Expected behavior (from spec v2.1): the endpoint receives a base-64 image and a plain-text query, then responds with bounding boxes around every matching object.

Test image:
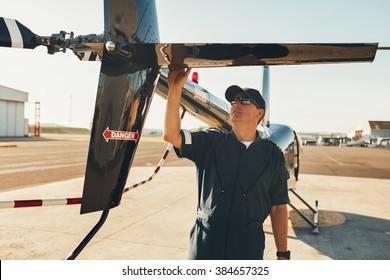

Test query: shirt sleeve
[268,149,290,206]
[174,129,209,167]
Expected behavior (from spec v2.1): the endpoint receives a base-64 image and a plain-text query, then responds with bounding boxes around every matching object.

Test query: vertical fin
[80,0,160,214]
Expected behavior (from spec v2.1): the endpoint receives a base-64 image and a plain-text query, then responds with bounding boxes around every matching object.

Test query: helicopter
[0,0,386,259]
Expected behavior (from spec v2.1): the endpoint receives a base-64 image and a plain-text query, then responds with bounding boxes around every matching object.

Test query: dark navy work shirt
[175,129,290,260]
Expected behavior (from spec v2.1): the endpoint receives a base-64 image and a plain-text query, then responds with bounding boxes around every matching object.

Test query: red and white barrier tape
[0,144,172,209]
[123,144,172,193]
[0,109,186,209]
[122,107,186,195]
[0,198,81,209]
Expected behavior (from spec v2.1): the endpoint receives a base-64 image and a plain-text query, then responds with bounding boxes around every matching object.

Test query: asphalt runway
[1,134,389,192]
[300,145,390,179]
[0,134,192,192]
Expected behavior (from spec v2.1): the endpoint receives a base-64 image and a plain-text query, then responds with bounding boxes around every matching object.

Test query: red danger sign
[103,127,139,142]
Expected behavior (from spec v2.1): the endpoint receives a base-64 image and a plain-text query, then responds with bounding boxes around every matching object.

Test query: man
[164,67,290,260]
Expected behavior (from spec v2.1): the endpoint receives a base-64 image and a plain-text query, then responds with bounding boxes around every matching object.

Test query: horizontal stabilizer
[0,17,39,49]
[151,43,378,68]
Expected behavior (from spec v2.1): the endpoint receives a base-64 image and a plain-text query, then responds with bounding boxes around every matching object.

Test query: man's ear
[256,108,264,124]
[258,108,265,119]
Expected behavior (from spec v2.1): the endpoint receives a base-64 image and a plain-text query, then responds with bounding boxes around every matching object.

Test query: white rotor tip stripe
[4,18,24,48]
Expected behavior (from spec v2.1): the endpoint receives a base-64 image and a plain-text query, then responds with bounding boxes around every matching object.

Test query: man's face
[230,94,264,125]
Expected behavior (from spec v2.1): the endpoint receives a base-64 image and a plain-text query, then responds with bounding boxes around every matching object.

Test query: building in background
[343,121,390,147]
[299,120,390,147]
[369,121,390,138]
[0,85,29,137]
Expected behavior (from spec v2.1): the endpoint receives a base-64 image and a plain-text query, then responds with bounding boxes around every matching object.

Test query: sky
[0,0,389,133]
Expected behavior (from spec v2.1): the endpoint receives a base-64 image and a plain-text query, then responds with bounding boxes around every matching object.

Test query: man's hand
[168,66,192,92]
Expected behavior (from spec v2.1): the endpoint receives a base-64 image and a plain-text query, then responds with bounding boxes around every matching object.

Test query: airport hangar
[369,121,390,138]
[0,85,29,137]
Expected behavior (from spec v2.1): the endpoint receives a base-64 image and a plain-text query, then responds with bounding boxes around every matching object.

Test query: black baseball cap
[225,85,266,110]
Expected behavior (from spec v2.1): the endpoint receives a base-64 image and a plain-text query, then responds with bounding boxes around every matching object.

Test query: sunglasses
[230,97,259,108]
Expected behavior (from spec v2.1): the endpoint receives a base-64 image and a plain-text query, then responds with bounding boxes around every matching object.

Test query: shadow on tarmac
[290,209,390,260]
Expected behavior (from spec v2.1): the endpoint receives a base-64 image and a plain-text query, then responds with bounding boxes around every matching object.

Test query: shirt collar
[229,130,262,145]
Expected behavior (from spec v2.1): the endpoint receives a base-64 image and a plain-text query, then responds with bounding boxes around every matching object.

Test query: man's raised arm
[163,67,191,150]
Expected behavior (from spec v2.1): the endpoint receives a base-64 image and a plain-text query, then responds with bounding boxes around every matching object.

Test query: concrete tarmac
[1,166,389,260]
[1,134,390,260]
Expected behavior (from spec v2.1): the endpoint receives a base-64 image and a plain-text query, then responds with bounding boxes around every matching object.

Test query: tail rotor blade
[0,17,40,49]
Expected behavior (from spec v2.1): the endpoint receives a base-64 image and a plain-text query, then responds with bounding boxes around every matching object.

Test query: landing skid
[288,189,319,234]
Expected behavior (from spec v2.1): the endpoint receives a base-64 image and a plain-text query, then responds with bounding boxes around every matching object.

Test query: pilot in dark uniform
[164,67,290,260]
